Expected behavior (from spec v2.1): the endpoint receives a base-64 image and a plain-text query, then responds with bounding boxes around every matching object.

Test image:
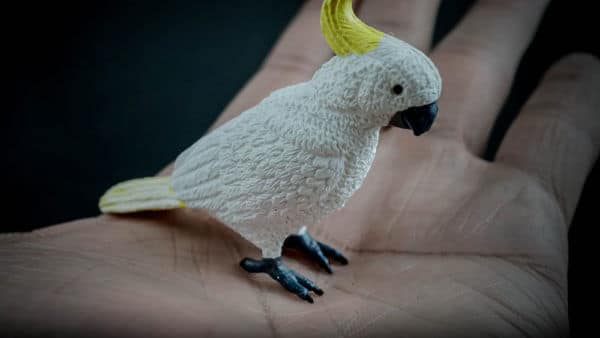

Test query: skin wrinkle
[17,259,93,312]
[170,228,178,272]
[452,278,538,336]
[462,256,562,334]
[505,188,563,264]
[203,226,212,283]
[349,307,394,338]
[126,226,155,252]
[322,300,345,338]
[189,242,207,292]
[432,156,485,239]
[495,162,566,220]
[531,265,568,334]
[119,235,178,259]
[516,260,567,319]
[526,261,567,302]
[515,281,563,335]
[486,276,557,336]
[469,183,526,235]
[51,263,98,296]
[8,248,159,307]
[335,312,355,338]
[387,144,442,244]
[550,121,568,223]
[332,283,450,329]
[272,302,334,328]
[499,115,597,222]
[261,295,280,338]
[437,276,502,308]
[487,305,532,338]
[329,283,397,337]
[13,242,219,298]
[455,195,476,234]
[341,304,384,338]
[189,241,201,273]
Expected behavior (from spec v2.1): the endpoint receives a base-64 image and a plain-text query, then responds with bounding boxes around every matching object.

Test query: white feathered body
[99,36,441,259]
[171,82,378,258]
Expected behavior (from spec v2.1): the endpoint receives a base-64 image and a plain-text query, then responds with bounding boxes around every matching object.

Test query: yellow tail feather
[99,176,186,214]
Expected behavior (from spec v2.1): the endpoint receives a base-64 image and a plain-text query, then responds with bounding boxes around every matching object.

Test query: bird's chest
[330,133,379,208]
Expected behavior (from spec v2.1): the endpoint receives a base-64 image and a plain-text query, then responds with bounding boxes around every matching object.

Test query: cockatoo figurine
[99,0,442,303]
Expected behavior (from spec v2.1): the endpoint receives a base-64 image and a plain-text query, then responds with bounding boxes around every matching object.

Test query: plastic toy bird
[99,0,442,303]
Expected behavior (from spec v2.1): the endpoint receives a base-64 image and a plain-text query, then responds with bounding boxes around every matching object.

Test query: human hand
[2,0,598,336]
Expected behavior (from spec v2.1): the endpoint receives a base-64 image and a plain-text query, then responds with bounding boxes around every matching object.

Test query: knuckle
[542,53,600,108]
[551,53,600,82]
[436,35,504,82]
[441,33,496,60]
[436,32,502,76]
[520,53,600,150]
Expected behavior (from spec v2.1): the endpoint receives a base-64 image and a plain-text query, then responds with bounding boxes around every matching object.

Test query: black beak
[389,102,438,136]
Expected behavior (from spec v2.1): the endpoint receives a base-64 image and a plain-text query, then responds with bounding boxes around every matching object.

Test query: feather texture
[99,34,441,259]
[171,82,378,258]
[99,177,185,213]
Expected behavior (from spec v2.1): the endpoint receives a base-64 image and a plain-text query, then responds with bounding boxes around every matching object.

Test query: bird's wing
[312,153,346,211]
[171,114,244,209]
[171,108,285,212]
[172,114,346,225]
[215,147,345,227]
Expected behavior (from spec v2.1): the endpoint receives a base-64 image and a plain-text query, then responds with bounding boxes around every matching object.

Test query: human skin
[1,0,599,336]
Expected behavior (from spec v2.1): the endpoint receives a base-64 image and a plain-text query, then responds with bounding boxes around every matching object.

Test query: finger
[211,0,331,130]
[358,0,440,52]
[496,54,600,222]
[431,0,549,154]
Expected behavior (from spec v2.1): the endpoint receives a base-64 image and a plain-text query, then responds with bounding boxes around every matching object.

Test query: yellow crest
[320,0,384,56]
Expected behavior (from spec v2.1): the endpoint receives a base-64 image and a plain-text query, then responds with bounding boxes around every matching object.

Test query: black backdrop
[5,0,598,335]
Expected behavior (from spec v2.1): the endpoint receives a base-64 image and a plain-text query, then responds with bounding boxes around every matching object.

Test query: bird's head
[313,0,441,135]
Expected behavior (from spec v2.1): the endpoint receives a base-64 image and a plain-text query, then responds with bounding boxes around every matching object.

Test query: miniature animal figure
[100,0,442,303]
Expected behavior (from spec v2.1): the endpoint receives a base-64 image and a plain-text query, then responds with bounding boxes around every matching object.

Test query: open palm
[2,1,599,336]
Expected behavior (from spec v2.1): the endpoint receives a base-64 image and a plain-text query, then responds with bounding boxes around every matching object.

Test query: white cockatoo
[99,0,442,303]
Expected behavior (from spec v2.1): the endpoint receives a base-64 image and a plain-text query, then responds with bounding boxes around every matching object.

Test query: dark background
[5,0,598,335]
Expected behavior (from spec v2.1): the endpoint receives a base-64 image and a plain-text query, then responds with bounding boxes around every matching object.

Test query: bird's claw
[240,257,322,303]
[283,230,348,273]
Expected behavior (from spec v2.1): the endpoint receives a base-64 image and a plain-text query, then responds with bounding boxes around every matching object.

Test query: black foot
[240,257,323,303]
[283,229,348,274]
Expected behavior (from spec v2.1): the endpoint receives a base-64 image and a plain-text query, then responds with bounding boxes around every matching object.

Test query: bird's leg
[239,256,323,303]
[283,227,348,274]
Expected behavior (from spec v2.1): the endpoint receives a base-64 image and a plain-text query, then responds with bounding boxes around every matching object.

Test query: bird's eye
[392,84,404,95]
